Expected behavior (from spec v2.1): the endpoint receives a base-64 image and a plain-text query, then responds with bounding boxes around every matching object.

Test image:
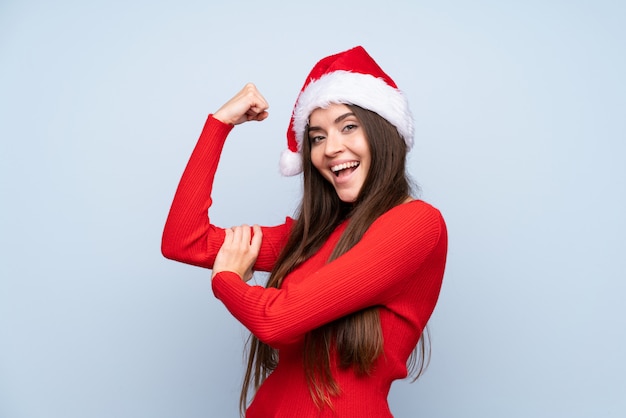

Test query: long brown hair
[240,105,429,413]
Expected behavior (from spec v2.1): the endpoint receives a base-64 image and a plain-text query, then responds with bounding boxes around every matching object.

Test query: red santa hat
[279,45,414,176]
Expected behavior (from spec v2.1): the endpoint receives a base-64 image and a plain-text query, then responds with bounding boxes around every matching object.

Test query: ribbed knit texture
[162,115,448,417]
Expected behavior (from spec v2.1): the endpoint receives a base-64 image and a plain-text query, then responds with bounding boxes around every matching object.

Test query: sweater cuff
[204,113,235,134]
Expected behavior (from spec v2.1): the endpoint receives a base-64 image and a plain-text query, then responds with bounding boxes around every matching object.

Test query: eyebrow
[308,112,356,132]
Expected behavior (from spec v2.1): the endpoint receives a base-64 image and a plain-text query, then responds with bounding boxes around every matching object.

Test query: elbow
[161,239,178,261]
[161,231,211,268]
[251,325,300,348]
[256,334,293,349]
[161,230,183,262]
[160,221,189,262]
[161,240,175,260]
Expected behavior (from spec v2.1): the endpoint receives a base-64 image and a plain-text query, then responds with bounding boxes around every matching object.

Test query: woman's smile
[308,104,371,202]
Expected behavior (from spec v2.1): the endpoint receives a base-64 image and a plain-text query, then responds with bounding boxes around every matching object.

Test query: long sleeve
[161,115,292,271]
[211,200,448,347]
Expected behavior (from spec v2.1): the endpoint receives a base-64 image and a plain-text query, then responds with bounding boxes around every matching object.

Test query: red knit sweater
[162,115,448,417]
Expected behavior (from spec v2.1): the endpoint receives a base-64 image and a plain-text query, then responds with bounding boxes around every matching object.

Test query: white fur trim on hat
[292,70,414,152]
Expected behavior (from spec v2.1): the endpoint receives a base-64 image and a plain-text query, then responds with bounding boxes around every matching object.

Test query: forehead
[308,103,353,124]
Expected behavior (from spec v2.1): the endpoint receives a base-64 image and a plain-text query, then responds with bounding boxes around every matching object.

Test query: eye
[309,135,325,145]
[342,123,358,133]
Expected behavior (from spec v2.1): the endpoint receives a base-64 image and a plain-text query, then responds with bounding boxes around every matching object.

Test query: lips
[331,161,360,177]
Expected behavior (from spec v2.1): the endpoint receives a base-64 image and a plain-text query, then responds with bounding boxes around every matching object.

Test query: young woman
[162,46,448,417]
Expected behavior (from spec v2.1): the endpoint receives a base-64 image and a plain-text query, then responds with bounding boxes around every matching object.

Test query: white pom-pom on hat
[279,148,302,177]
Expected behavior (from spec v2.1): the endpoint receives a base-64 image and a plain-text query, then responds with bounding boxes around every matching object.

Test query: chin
[336,191,359,203]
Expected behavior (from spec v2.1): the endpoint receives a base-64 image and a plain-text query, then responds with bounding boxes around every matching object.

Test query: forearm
[161,115,233,267]
[212,202,447,347]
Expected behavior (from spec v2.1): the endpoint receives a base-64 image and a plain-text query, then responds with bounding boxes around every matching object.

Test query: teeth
[331,161,359,172]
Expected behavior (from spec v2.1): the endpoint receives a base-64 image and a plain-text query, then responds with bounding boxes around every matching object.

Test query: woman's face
[308,103,371,203]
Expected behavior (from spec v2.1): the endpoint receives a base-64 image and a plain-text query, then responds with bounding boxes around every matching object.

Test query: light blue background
[1,1,624,417]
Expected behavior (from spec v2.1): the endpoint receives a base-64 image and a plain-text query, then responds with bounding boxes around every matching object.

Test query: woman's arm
[211,201,448,347]
[161,115,233,268]
[161,84,290,270]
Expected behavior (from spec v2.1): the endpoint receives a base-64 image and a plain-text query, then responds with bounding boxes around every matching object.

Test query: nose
[323,130,344,156]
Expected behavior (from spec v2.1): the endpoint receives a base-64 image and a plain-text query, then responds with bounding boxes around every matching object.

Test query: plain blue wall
[1,0,624,417]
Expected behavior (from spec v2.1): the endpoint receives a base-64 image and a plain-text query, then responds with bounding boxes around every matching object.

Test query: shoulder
[366,200,447,245]
[379,199,445,228]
